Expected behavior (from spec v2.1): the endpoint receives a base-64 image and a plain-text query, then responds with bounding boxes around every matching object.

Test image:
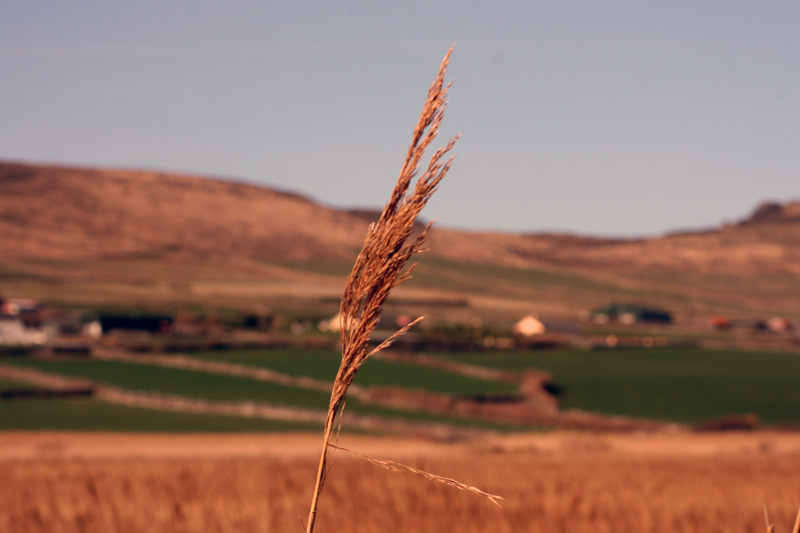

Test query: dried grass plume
[304,46,499,533]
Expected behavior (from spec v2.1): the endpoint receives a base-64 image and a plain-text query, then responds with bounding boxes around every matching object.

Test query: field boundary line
[94,385,490,440]
[0,363,93,390]
[94,349,368,398]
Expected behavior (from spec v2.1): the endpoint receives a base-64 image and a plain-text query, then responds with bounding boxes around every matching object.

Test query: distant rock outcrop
[739,200,800,226]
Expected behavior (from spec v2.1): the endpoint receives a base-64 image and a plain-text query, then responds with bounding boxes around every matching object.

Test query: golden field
[2,431,799,532]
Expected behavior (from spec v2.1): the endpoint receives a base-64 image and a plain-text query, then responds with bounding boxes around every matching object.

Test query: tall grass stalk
[763,506,800,532]
[304,47,498,533]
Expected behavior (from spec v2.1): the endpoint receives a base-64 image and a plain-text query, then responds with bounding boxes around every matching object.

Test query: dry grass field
[2,431,799,532]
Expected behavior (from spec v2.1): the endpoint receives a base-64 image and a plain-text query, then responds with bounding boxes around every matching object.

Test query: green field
[0,357,520,431]
[4,358,333,408]
[191,348,517,395]
[4,347,799,431]
[0,398,320,432]
[438,348,800,425]
[0,377,44,389]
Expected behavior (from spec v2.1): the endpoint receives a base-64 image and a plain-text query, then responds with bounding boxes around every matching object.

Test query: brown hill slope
[1,161,798,320]
[431,202,800,277]
[0,161,369,262]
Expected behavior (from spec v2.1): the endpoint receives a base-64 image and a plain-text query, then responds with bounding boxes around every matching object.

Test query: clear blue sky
[2,2,798,236]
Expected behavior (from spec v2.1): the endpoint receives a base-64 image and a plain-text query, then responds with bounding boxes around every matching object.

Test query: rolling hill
[1,160,799,322]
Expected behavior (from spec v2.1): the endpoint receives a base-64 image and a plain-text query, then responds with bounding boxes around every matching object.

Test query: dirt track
[3,430,800,462]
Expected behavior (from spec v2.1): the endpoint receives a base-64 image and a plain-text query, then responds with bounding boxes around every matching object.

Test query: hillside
[2,160,799,321]
[0,161,369,262]
[431,203,800,276]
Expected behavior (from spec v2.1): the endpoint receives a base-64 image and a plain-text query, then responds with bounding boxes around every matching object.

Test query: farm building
[512,315,546,337]
[318,313,353,333]
[767,317,794,333]
[99,314,173,334]
[0,317,47,346]
[318,312,407,333]
[589,303,672,325]
[0,296,41,317]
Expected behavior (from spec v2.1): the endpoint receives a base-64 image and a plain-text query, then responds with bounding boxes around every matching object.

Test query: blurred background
[1,2,799,532]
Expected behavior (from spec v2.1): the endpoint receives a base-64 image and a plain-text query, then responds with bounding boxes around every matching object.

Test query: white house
[512,314,546,337]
